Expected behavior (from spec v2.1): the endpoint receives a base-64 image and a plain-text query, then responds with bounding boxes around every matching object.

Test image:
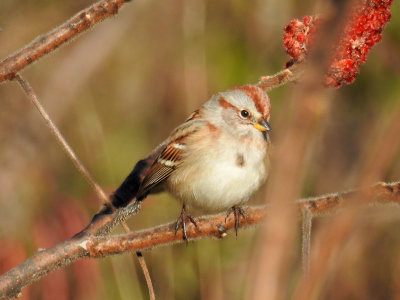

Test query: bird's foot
[225,206,246,237]
[175,205,197,242]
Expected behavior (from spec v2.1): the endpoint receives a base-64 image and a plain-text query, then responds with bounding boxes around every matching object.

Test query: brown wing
[185,109,201,122]
[136,119,202,199]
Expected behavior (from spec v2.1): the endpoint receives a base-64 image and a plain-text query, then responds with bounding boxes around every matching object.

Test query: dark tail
[77,154,159,236]
[111,158,153,208]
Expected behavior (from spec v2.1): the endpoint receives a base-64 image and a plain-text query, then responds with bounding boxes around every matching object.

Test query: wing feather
[136,118,203,199]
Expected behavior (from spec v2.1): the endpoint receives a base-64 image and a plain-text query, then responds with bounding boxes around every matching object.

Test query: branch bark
[256,63,303,92]
[0,0,129,82]
[1,181,399,299]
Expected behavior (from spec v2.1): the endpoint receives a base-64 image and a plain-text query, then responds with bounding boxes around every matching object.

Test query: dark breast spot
[236,153,245,168]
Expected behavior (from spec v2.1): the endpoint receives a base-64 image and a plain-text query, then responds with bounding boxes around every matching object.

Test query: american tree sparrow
[111,84,271,239]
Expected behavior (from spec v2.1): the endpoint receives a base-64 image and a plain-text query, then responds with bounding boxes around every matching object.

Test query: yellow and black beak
[253,119,271,132]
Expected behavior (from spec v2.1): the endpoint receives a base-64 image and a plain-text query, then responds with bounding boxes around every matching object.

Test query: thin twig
[121,222,156,300]
[301,207,312,275]
[256,63,303,92]
[15,74,111,206]
[0,0,130,82]
[136,252,156,300]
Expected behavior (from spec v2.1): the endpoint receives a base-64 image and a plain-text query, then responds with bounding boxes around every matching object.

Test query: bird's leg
[175,204,197,241]
[225,205,246,237]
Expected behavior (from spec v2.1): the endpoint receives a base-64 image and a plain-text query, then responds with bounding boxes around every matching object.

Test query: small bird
[111,84,271,239]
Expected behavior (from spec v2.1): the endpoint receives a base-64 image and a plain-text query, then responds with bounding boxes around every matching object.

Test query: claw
[225,206,246,237]
[175,205,197,242]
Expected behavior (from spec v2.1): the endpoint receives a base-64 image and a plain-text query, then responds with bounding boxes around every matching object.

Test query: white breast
[166,131,269,213]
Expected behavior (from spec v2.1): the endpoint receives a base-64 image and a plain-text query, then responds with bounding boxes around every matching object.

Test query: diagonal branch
[15,74,111,206]
[1,181,400,299]
[0,0,130,82]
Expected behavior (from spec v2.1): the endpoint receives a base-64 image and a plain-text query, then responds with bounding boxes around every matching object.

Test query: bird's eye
[240,110,250,119]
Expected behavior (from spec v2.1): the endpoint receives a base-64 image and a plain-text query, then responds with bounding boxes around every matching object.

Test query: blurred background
[0,0,400,299]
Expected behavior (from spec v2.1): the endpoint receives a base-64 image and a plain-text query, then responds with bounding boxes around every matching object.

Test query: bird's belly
[168,149,268,213]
